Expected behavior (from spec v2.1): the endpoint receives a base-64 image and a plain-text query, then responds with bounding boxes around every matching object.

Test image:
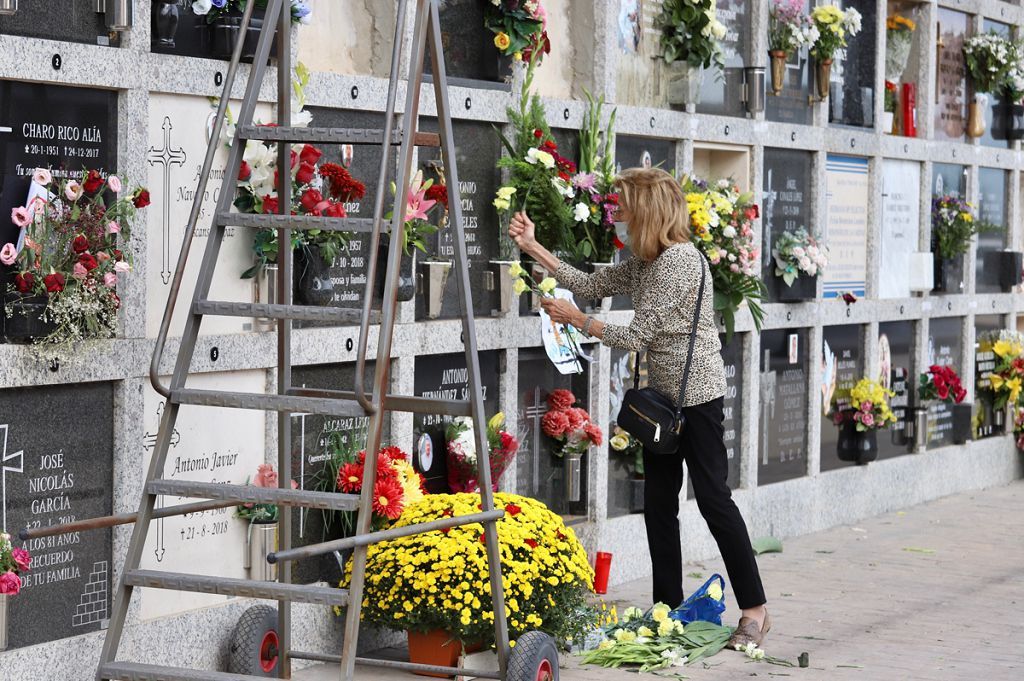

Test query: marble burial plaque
[696,0,750,118]
[413,351,500,494]
[140,371,267,620]
[876,321,914,460]
[0,2,118,46]
[418,119,501,320]
[0,383,113,649]
[974,315,1004,439]
[765,0,812,126]
[926,317,963,449]
[932,163,966,199]
[516,347,590,517]
[758,329,809,485]
[289,360,387,585]
[0,81,118,277]
[827,0,875,128]
[606,348,645,519]
[145,94,274,338]
[687,334,743,498]
[423,0,510,87]
[975,168,1007,294]
[934,8,969,143]
[295,108,394,326]
[879,160,921,299]
[822,155,868,299]
[819,325,864,472]
[761,148,814,302]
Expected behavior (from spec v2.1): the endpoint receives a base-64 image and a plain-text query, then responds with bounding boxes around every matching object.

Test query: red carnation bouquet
[445,413,520,493]
[336,446,426,529]
[541,389,602,457]
[917,364,967,404]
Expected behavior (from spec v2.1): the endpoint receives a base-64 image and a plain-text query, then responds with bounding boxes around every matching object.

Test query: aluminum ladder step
[216,212,376,233]
[148,479,360,511]
[237,124,440,147]
[124,570,349,606]
[171,388,369,417]
[100,661,276,681]
[193,300,364,324]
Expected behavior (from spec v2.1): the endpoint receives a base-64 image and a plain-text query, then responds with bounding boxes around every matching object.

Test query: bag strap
[675,259,707,416]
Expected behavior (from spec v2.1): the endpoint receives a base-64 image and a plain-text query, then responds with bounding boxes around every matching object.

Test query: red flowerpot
[407,629,462,678]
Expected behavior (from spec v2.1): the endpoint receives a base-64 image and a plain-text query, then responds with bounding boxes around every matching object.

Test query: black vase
[375,234,416,303]
[293,246,335,307]
[982,250,1024,291]
[2,294,56,343]
[777,274,817,302]
[1007,104,1024,141]
[210,9,276,63]
[952,403,974,444]
[153,0,180,49]
[932,255,964,294]
[836,411,879,465]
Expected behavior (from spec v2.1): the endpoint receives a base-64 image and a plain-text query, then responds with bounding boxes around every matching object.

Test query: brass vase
[769,50,787,95]
[966,100,986,138]
[816,59,833,100]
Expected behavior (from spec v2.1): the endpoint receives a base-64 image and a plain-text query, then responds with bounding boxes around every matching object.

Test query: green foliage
[654,0,725,74]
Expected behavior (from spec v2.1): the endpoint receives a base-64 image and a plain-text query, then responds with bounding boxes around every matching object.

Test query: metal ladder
[21,1,513,679]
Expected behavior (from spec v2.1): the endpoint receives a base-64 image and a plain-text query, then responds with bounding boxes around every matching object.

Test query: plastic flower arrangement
[931,195,981,260]
[2,168,147,348]
[189,0,312,24]
[655,0,726,74]
[980,330,1024,410]
[0,532,31,597]
[772,228,828,286]
[580,602,732,671]
[885,14,916,82]
[235,463,298,524]
[445,412,520,493]
[681,176,765,341]
[918,365,967,404]
[494,55,575,258]
[963,33,1015,95]
[1013,407,1024,451]
[340,493,594,646]
[336,446,426,529]
[484,0,549,63]
[835,378,897,432]
[609,426,644,478]
[768,0,818,56]
[809,4,862,62]
[572,91,621,262]
[541,389,603,457]
[386,169,449,256]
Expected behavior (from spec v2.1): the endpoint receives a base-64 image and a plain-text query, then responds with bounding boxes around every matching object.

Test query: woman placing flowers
[509,167,769,651]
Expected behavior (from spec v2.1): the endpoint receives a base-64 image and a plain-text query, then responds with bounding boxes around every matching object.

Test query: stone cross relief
[1,424,25,533]
[147,116,187,284]
[519,386,548,496]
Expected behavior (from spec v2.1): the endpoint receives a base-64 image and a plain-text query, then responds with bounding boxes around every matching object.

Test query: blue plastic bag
[669,574,727,625]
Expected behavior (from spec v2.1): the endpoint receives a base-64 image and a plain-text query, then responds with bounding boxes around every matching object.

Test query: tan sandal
[727,609,771,650]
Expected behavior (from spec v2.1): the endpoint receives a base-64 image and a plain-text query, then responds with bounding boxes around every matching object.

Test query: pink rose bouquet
[235,463,298,524]
[0,532,31,597]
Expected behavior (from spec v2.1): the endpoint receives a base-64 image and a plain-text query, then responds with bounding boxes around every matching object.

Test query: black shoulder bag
[615,262,706,455]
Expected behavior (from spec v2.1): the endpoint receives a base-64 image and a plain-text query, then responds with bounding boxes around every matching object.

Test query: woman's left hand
[540,298,582,327]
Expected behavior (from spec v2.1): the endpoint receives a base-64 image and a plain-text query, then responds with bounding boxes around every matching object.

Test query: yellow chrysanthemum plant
[833,378,897,432]
[340,493,594,646]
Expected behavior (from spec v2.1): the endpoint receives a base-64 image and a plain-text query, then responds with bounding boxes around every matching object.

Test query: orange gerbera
[372,477,405,520]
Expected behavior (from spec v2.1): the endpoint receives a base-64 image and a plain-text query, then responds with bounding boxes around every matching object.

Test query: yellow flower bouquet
[981,331,1024,410]
[340,493,594,645]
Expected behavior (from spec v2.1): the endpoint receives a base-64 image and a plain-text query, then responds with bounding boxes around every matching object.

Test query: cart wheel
[228,605,280,676]
[507,631,558,681]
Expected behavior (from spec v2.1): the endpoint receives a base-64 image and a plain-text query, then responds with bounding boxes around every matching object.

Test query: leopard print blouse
[555,242,726,407]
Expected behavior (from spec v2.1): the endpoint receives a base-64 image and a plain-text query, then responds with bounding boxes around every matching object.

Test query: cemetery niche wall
[762,148,815,302]
[820,325,865,471]
[876,321,914,460]
[758,329,810,485]
[827,0,876,128]
[974,315,1005,440]
[926,317,963,449]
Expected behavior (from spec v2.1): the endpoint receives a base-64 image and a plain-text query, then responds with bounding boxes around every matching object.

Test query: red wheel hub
[535,659,553,681]
[259,630,279,673]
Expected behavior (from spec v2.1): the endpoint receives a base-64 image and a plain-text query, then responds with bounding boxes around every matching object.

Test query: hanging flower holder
[419,260,451,319]
[243,522,279,582]
[769,50,787,95]
[2,293,55,343]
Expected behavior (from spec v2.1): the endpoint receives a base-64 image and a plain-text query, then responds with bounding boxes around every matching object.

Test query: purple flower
[571,172,597,193]
[211,0,227,7]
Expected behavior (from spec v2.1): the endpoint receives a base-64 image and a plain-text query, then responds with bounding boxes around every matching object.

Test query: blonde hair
[614,167,690,262]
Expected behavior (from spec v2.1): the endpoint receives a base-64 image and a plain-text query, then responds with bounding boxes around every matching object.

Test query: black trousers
[642,396,766,610]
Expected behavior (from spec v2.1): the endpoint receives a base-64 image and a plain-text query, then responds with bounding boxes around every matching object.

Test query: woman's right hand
[508,211,537,253]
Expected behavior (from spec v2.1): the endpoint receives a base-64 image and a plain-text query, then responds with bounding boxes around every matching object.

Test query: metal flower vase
[666,63,703,109]
[0,593,8,651]
[816,59,833,100]
[244,522,278,582]
[769,50,787,95]
[966,97,987,138]
[565,449,585,503]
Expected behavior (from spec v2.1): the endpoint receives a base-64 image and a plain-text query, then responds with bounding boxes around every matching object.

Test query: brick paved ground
[297,481,1024,681]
